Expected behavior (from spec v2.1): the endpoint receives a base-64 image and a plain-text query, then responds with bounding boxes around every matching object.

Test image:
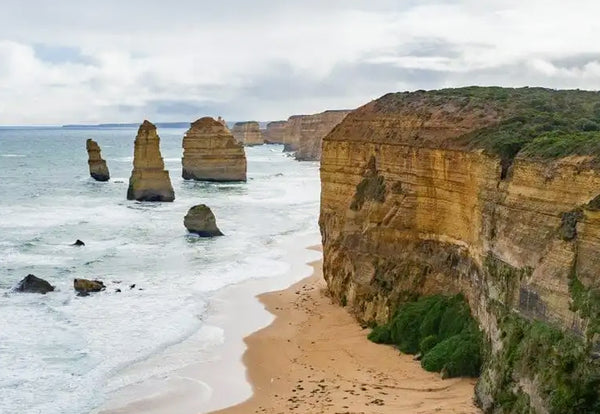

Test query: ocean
[0,127,321,414]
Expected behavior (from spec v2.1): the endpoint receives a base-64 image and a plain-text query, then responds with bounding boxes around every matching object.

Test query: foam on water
[0,128,320,414]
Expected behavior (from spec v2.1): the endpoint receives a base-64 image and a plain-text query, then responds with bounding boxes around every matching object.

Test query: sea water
[0,127,321,414]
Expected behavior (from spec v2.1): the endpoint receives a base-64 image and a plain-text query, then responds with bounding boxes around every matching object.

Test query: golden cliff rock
[231,121,264,146]
[320,87,600,413]
[182,117,247,182]
[86,139,110,181]
[264,120,287,144]
[127,120,175,202]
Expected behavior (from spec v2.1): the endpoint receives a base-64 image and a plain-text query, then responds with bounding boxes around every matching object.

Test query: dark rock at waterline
[115,288,122,293]
[74,278,105,293]
[72,239,85,246]
[129,284,136,289]
[14,274,55,294]
[184,204,223,237]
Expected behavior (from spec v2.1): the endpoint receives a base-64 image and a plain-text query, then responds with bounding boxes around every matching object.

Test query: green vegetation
[368,294,483,377]
[569,274,600,338]
[490,314,600,414]
[350,156,386,210]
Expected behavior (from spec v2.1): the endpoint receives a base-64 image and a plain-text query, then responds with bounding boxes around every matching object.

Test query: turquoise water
[0,127,320,413]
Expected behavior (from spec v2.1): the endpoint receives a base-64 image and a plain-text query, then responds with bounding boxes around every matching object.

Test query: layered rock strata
[319,87,600,413]
[281,110,351,160]
[264,120,287,144]
[86,139,110,181]
[127,120,175,202]
[181,117,247,182]
[232,121,264,146]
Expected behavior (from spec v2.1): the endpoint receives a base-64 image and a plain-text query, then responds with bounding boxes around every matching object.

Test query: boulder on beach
[181,117,247,182]
[127,120,175,202]
[14,274,55,294]
[74,278,105,294]
[72,239,85,246]
[184,204,223,237]
[86,139,110,181]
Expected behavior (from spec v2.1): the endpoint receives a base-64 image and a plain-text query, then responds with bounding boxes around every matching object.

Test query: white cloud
[0,1,599,124]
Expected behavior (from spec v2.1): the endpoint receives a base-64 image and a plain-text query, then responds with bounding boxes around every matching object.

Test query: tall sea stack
[127,120,175,202]
[182,117,247,182]
[264,120,287,144]
[231,121,264,146]
[86,139,110,181]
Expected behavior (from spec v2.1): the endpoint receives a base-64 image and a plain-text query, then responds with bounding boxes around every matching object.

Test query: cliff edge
[320,87,600,413]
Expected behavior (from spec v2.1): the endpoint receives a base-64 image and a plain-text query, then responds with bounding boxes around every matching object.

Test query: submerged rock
[184,204,223,237]
[86,139,110,181]
[72,239,85,246]
[14,274,55,294]
[127,120,175,202]
[73,278,105,293]
[181,117,247,182]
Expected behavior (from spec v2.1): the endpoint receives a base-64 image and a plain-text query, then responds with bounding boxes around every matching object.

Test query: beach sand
[211,258,481,414]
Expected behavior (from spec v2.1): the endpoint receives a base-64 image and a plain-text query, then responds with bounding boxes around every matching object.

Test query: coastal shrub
[367,294,483,378]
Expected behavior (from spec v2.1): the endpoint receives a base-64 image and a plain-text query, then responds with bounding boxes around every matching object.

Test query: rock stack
[184,204,223,237]
[127,120,175,202]
[181,117,247,182]
[86,139,110,181]
[264,120,287,144]
[232,121,264,146]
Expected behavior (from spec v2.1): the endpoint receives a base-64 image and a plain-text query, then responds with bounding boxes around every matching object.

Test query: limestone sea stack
[281,110,351,160]
[181,117,247,182]
[184,204,223,237]
[127,120,175,202]
[86,139,110,181]
[264,120,287,144]
[232,121,264,146]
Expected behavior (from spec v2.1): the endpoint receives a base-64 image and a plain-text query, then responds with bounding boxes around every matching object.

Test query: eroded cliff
[281,110,351,160]
[319,87,600,413]
[232,121,264,146]
[264,120,287,144]
[86,139,110,181]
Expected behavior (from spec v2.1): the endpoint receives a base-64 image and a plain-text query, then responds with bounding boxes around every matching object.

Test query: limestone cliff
[127,120,175,202]
[281,110,351,160]
[182,117,247,182]
[232,121,264,146]
[86,139,110,181]
[320,87,600,413]
[264,120,287,144]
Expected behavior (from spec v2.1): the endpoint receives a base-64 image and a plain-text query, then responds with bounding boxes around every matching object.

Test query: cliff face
[86,139,110,181]
[264,120,287,144]
[231,121,264,146]
[127,120,175,202]
[182,117,247,182]
[320,88,600,413]
[281,110,351,160]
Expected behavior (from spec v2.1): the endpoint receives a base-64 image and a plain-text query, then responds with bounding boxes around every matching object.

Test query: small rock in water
[115,288,122,293]
[73,278,105,294]
[129,284,136,289]
[72,239,85,246]
[14,274,55,294]
[77,291,90,297]
[184,204,223,237]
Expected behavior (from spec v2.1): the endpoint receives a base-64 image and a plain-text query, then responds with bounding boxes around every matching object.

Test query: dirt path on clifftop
[210,260,480,414]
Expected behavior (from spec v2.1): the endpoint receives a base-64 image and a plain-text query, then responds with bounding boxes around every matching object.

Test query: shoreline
[211,258,481,414]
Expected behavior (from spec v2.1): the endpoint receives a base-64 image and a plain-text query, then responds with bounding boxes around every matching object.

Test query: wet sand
[211,258,480,414]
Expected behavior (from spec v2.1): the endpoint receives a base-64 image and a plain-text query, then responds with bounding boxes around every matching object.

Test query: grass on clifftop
[368,294,482,378]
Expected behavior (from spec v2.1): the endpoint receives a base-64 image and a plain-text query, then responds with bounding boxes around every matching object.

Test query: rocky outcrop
[86,139,110,181]
[14,274,54,294]
[72,239,85,246]
[127,120,175,202]
[184,204,223,237]
[264,120,287,144]
[217,116,227,128]
[320,87,600,413]
[182,117,247,182]
[281,110,351,160]
[232,121,264,146]
[74,278,105,294]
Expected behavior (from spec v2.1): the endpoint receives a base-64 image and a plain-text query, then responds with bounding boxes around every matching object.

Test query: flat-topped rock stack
[86,139,110,181]
[231,121,264,146]
[264,120,287,144]
[182,117,247,182]
[127,120,175,202]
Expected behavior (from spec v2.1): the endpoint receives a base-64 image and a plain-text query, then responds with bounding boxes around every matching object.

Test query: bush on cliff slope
[368,294,482,378]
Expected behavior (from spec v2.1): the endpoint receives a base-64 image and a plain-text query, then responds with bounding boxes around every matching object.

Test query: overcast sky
[1,0,599,125]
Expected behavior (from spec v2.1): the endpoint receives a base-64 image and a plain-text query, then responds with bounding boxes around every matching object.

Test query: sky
[0,0,599,125]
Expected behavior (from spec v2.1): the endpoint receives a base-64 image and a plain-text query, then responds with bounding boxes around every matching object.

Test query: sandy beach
[211,256,480,414]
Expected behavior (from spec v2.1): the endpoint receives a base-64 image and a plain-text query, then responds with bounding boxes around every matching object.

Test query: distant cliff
[319,87,600,413]
[232,121,264,146]
[281,110,351,160]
